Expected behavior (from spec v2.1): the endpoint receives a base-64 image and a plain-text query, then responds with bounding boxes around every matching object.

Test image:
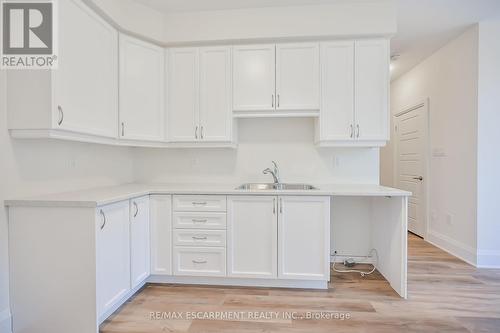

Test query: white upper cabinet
[276,43,320,111]
[233,45,276,111]
[278,196,330,280]
[227,196,277,279]
[168,48,199,142]
[130,196,150,289]
[318,41,355,142]
[199,47,233,141]
[119,34,165,142]
[7,0,118,138]
[168,47,233,143]
[316,39,389,146]
[354,39,390,142]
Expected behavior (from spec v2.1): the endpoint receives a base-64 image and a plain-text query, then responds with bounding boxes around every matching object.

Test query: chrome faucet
[263,161,280,184]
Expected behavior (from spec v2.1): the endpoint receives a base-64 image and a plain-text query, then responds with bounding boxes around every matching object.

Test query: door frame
[393,98,430,239]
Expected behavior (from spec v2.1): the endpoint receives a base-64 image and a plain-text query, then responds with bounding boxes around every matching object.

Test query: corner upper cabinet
[7,0,118,139]
[316,39,389,147]
[168,47,233,143]
[119,34,165,142]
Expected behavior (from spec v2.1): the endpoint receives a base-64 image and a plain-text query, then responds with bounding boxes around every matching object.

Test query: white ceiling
[133,0,500,79]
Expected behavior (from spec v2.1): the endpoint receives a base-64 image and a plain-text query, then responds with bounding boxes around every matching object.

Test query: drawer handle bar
[192,219,207,223]
[192,201,207,205]
[192,260,208,264]
[192,236,208,240]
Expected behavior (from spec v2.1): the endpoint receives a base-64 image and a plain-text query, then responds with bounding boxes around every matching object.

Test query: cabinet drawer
[174,229,226,247]
[173,247,226,276]
[173,195,227,212]
[173,212,226,229]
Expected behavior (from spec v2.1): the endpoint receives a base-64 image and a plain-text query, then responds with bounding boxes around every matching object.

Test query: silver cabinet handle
[121,122,125,137]
[195,126,198,139]
[200,126,204,139]
[192,260,207,264]
[272,95,274,108]
[279,198,283,214]
[192,236,208,240]
[277,94,280,108]
[192,219,207,223]
[99,210,106,230]
[133,201,138,218]
[350,125,354,138]
[273,198,276,214]
[57,106,64,126]
[413,176,423,181]
[356,125,360,138]
[192,201,207,205]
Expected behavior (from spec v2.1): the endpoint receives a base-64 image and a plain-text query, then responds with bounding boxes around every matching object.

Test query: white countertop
[4,183,411,208]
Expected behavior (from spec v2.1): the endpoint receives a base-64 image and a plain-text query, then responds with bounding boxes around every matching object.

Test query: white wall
[161,1,396,44]
[476,21,500,267]
[133,118,380,185]
[0,71,135,332]
[381,26,479,264]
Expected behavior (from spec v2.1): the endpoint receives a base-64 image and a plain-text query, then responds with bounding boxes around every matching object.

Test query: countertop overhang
[4,183,411,208]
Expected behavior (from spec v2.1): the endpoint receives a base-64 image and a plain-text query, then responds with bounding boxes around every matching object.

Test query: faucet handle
[271,161,278,170]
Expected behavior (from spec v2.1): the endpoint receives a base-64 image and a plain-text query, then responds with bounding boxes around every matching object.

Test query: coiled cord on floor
[332,248,378,277]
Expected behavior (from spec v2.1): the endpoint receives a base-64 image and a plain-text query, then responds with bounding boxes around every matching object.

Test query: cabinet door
[227,196,277,278]
[54,0,118,138]
[150,195,172,275]
[354,39,389,141]
[96,201,130,317]
[233,45,275,111]
[276,43,319,110]
[168,48,199,142]
[119,34,165,141]
[319,41,355,141]
[130,196,150,288]
[199,47,233,142]
[278,196,330,280]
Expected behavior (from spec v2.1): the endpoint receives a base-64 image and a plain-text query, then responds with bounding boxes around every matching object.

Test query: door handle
[57,106,64,126]
[413,176,423,181]
[133,201,139,218]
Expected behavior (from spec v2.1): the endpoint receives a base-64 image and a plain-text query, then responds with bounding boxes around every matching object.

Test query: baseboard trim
[477,249,500,268]
[426,230,476,266]
[0,309,12,333]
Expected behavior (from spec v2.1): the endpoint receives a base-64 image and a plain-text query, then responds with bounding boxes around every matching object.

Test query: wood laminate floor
[101,234,500,333]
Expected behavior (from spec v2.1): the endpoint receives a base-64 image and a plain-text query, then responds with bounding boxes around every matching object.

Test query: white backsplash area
[132,118,380,185]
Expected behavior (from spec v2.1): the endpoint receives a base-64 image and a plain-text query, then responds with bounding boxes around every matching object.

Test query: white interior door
[395,103,428,237]
[276,43,320,110]
[233,45,276,111]
[199,46,232,141]
[168,48,199,142]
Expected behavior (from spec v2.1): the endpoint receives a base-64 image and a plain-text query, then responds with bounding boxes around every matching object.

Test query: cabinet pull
[99,210,106,230]
[350,125,354,138]
[195,126,198,139]
[192,219,207,223]
[121,122,125,137]
[192,236,208,240]
[272,94,274,108]
[133,201,138,218]
[192,259,207,264]
[57,106,64,126]
[279,198,283,213]
[356,125,360,138]
[273,198,276,214]
[200,126,204,139]
[192,201,207,206]
[277,94,280,108]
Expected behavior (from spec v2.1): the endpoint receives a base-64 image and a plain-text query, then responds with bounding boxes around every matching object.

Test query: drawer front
[174,229,226,247]
[173,247,226,276]
[173,195,227,212]
[173,212,227,229]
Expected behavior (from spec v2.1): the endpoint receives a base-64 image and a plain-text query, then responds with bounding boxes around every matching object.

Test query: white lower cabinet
[227,196,278,278]
[278,196,331,280]
[173,247,226,276]
[150,195,173,275]
[130,196,151,288]
[96,201,131,319]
